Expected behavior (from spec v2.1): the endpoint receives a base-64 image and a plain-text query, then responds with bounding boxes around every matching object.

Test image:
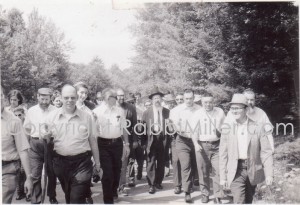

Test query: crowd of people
[1,83,274,204]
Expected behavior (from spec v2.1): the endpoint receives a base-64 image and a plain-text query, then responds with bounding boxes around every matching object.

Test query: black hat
[148,86,164,99]
[126,93,135,102]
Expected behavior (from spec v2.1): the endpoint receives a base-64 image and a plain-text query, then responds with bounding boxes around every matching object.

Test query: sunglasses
[15,114,23,117]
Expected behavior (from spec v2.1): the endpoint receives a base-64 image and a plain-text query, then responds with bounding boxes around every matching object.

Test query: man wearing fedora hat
[24,87,58,204]
[116,89,138,195]
[141,86,170,194]
[219,93,273,204]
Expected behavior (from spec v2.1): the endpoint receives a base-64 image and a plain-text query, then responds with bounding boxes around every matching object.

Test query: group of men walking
[1,83,274,204]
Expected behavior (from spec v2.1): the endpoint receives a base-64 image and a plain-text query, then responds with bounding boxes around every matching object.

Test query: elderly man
[219,94,273,204]
[169,89,201,203]
[191,92,225,203]
[1,86,32,204]
[142,86,170,194]
[94,88,130,204]
[42,85,101,204]
[24,87,58,204]
[116,89,138,196]
[175,93,184,105]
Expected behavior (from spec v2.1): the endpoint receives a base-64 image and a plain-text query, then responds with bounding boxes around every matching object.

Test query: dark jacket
[142,106,170,154]
[120,102,137,143]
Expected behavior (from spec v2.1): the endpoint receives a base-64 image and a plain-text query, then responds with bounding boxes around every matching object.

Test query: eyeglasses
[176,98,183,101]
[15,114,23,117]
[230,107,245,111]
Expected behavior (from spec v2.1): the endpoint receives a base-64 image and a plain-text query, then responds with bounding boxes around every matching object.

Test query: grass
[255,135,300,204]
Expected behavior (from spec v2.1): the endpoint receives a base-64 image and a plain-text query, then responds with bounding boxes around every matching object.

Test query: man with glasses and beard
[219,94,273,204]
[24,88,58,204]
[142,86,170,194]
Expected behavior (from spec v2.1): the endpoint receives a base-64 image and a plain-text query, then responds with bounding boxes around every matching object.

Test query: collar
[234,116,249,126]
[58,107,83,119]
[153,105,162,112]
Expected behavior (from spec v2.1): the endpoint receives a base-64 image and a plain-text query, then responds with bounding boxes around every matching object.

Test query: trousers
[2,161,19,204]
[230,160,257,204]
[175,135,196,193]
[29,138,57,203]
[53,151,93,204]
[195,140,223,198]
[98,137,123,204]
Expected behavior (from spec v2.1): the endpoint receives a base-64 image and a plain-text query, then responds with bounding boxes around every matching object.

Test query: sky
[1,0,137,69]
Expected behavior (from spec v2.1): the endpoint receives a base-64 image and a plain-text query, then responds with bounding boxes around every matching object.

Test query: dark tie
[157,110,161,126]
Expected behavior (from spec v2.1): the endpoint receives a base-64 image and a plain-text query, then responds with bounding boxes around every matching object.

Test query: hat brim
[229,102,248,107]
[149,92,164,99]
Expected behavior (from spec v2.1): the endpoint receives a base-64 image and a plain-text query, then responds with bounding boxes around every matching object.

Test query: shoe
[149,186,156,194]
[16,193,26,200]
[85,197,93,204]
[49,197,58,204]
[128,179,136,187]
[215,197,221,204]
[201,195,209,203]
[26,195,31,202]
[119,188,128,196]
[113,194,118,201]
[193,180,199,186]
[155,184,163,190]
[185,193,193,203]
[174,187,182,194]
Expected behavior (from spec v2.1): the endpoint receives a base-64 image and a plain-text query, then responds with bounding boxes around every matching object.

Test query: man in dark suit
[142,87,170,194]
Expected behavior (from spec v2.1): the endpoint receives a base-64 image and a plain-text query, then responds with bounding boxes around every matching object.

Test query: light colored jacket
[219,118,273,187]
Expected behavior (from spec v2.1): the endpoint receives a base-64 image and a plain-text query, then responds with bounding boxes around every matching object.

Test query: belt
[53,151,92,161]
[98,136,122,143]
[2,160,18,166]
[178,134,192,140]
[199,140,220,144]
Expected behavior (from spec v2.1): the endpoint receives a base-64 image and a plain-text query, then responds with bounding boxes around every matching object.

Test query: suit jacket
[142,106,170,154]
[119,102,137,143]
[219,118,273,187]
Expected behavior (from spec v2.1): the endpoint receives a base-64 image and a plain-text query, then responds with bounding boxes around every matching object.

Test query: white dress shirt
[170,103,201,138]
[236,118,248,160]
[191,107,225,142]
[93,103,126,139]
[24,104,56,138]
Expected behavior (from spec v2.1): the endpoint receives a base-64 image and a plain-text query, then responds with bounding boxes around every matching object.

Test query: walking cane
[41,139,48,204]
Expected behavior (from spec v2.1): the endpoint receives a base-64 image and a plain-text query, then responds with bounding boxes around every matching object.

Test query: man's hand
[41,129,53,143]
[24,177,33,198]
[132,141,138,149]
[124,144,130,157]
[266,176,273,186]
[194,143,202,152]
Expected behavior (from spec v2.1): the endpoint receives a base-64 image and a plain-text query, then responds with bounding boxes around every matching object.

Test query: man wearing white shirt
[24,87,57,204]
[93,88,130,204]
[191,92,224,203]
[169,89,201,203]
[219,94,273,204]
[42,85,101,204]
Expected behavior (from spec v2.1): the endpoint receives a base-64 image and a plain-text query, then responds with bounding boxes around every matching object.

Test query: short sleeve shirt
[44,107,94,156]
[2,109,30,161]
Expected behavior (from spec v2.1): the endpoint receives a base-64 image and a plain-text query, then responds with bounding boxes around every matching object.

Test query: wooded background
[0,2,298,127]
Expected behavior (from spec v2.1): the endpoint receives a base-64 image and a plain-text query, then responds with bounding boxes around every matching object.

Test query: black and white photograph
[0,0,299,204]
